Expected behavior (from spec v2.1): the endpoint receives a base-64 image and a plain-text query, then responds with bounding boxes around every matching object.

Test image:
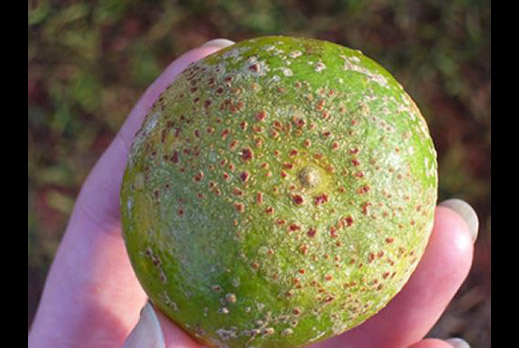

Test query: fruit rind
[121,36,437,348]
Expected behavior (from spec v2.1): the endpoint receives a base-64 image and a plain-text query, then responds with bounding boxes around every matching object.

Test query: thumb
[407,338,471,348]
[123,302,200,348]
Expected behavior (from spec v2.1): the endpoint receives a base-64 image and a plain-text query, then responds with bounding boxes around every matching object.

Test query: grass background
[28,0,491,346]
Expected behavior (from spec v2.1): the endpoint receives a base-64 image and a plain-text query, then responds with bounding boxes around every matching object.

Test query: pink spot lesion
[356,185,371,194]
[283,162,294,170]
[229,140,239,150]
[240,171,250,182]
[193,171,204,182]
[361,202,372,215]
[338,215,354,228]
[322,110,330,119]
[288,223,301,233]
[256,110,267,121]
[221,129,230,140]
[307,227,317,238]
[293,118,306,129]
[292,194,305,205]
[313,193,329,206]
[241,147,254,162]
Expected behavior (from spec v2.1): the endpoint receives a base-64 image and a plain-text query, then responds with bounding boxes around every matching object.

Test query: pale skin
[28,43,474,348]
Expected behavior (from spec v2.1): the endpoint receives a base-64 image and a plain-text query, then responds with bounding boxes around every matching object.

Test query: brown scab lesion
[232,187,244,196]
[249,63,260,72]
[225,293,237,304]
[218,307,230,314]
[159,271,167,284]
[298,166,320,188]
[256,192,263,205]
[234,202,245,213]
[262,327,275,336]
[281,328,294,337]
[361,202,372,215]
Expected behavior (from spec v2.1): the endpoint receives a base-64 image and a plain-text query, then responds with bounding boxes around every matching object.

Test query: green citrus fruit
[121,36,437,348]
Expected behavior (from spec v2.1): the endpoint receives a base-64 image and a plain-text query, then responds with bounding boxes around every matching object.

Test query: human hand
[28,38,477,348]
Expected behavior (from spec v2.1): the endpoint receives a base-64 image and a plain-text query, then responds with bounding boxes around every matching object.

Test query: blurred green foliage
[28,0,490,345]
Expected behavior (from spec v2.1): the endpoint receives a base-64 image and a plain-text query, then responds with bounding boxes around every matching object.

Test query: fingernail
[200,38,235,49]
[123,302,165,348]
[445,337,471,348]
[439,198,479,243]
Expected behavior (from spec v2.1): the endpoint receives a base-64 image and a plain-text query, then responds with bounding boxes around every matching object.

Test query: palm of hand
[28,44,474,348]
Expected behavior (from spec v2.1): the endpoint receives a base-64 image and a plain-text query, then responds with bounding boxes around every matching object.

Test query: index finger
[313,206,474,348]
[76,45,229,229]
